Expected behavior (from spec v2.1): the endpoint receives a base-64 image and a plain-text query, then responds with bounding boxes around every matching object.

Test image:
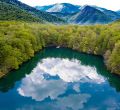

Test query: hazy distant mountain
[35,3,81,14]
[69,5,120,24]
[35,3,120,24]
[95,6,120,20]
[69,5,110,24]
[116,10,120,15]
[35,5,54,11]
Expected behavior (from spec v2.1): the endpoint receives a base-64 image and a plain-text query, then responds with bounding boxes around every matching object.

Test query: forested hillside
[0,0,64,23]
[0,2,44,22]
[0,21,120,77]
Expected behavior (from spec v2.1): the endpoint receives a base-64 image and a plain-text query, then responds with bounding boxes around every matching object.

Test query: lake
[0,47,120,110]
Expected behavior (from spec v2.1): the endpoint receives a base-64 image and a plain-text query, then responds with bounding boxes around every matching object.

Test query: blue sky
[19,0,120,11]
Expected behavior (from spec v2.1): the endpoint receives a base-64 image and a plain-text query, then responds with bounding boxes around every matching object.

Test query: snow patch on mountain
[47,3,64,12]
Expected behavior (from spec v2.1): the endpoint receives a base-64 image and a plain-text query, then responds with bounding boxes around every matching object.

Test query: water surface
[0,47,120,110]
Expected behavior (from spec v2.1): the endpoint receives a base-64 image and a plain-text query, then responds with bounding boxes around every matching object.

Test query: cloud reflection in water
[32,58,105,83]
[16,94,91,110]
[18,73,67,101]
[17,58,105,107]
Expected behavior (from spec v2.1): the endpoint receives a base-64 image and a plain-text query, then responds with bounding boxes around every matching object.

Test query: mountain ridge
[69,5,119,24]
[35,3,81,14]
[35,3,120,24]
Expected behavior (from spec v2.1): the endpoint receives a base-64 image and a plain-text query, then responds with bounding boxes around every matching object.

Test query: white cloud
[19,0,120,11]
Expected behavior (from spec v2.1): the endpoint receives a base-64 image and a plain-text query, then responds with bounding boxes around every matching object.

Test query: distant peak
[55,3,62,5]
[82,5,94,9]
[80,5,99,12]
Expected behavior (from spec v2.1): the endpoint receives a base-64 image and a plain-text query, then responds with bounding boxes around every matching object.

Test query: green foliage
[0,1,43,23]
[0,21,45,75]
[108,41,120,74]
[0,21,120,77]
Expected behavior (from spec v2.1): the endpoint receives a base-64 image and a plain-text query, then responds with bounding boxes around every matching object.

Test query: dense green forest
[0,21,120,77]
[0,2,44,23]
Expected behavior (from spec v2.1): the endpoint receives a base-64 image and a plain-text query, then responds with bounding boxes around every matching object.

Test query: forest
[0,1,44,23]
[0,21,120,77]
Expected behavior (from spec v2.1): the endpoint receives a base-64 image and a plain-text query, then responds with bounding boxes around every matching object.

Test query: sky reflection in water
[17,58,106,109]
[1,48,120,110]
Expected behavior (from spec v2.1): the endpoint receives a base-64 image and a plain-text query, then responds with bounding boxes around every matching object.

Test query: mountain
[69,5,111,24]
[1,0,119,25]
[0,1,43,22]
[35,3,120,24]
[116,10,120,15]
[69,5,120,24]
[95,6,120,20]
[35,5,54,12]
[0,0,64,23]
[35,3,81,14]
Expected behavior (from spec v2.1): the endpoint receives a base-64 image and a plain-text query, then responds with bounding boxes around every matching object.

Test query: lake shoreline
[0,46,117,79]
[0,21,120,79]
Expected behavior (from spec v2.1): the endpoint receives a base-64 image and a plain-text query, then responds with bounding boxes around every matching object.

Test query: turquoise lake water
[0,47,120,110]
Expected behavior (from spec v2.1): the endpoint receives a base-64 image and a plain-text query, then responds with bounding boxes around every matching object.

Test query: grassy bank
[0,21,120,78]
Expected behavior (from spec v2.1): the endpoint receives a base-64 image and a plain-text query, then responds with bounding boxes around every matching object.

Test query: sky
[19,0,120,11]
